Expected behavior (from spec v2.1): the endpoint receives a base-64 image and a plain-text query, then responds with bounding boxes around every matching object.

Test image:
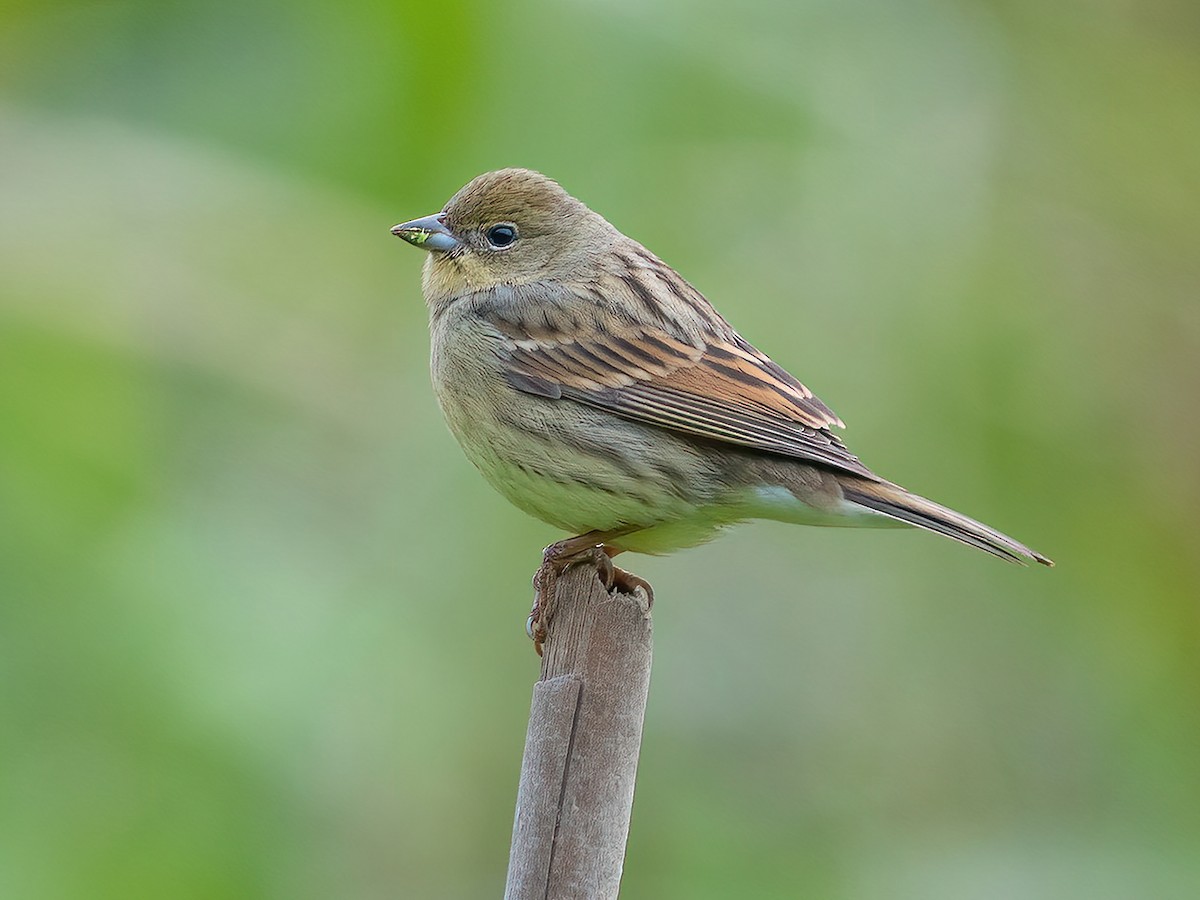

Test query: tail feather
[840,478,1054,567]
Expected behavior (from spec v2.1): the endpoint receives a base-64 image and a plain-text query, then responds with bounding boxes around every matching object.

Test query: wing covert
[493,312,877,480]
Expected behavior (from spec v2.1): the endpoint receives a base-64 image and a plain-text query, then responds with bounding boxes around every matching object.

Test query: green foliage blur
[2,1,1198,897]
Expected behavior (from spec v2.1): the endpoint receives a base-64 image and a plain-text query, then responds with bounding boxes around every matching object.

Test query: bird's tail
[839,477,1053,567]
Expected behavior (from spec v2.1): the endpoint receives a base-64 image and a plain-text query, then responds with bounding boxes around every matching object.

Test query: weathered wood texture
[504,563,654,900]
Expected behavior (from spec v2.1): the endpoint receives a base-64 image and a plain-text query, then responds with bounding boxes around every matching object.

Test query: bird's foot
[527,533,621,655]
[610,565,654,608]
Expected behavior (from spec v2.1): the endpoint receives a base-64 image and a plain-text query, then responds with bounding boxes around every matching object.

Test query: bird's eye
[486,224,518,249]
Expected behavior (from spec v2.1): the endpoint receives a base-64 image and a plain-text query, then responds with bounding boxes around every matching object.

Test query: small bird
[392,169,1051,643]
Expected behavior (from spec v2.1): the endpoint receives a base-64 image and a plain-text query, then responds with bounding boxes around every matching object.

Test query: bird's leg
[527,529,633,655]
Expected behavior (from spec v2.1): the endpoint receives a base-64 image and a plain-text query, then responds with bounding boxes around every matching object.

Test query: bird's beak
[390,213,461,252]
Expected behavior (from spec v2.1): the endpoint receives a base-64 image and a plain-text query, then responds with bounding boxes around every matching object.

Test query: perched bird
[392,169,1051,643]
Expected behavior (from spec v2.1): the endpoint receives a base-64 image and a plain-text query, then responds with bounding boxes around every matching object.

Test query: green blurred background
[2,0,1198,897]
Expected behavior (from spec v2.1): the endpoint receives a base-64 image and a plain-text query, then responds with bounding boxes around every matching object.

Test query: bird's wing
[491,314,878,480]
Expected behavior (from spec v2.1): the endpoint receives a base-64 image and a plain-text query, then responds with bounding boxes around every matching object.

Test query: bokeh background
[2,0,1198,897]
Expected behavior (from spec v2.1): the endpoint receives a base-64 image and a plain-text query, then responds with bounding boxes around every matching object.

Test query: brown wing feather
[495,314,878,480]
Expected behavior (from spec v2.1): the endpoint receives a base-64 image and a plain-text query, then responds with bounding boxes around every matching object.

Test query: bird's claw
[611,565,654,607]
[592,546,616,590]
[527,542,617,655]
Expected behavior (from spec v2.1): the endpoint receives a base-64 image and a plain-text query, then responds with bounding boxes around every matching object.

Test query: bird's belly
[477,451,670,533]
[430,313,751,549]
[444,392,707,535]
[430,344,710,536]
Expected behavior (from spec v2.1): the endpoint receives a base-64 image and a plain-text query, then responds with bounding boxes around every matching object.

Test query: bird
[391,168,1051,647]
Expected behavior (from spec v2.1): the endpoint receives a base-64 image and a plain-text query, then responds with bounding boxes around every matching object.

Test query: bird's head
[391,168,617,308]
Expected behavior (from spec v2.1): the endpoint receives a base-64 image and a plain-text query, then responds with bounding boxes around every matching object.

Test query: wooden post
[504,562,654,900]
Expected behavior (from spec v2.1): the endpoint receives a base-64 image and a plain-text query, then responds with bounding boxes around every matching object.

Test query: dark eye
[486,223,518,248]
